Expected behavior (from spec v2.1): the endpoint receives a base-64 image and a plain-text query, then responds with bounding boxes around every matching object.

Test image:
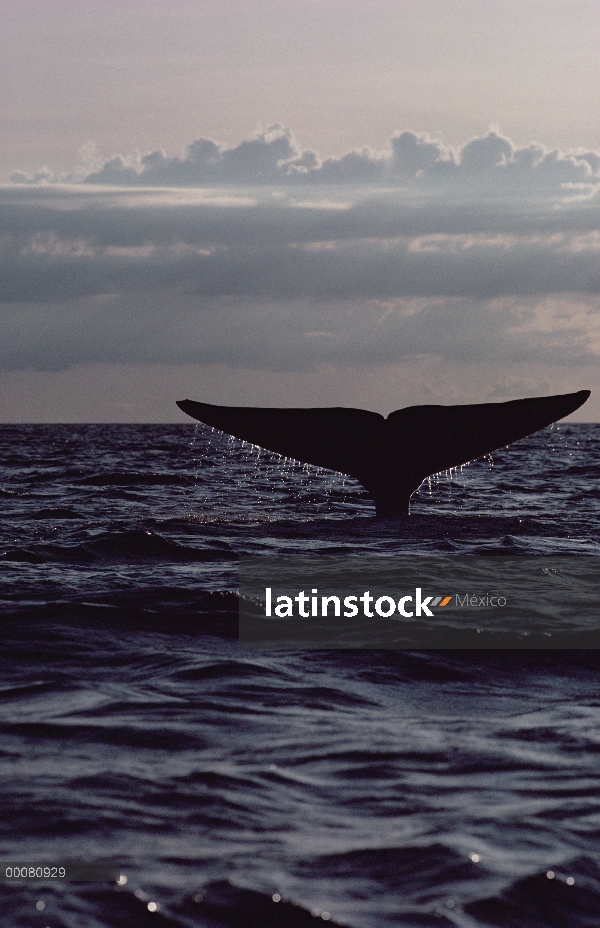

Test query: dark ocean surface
[1,422,600,928]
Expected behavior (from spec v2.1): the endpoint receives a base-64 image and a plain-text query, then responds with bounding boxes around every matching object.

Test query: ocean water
[1,421,600,928]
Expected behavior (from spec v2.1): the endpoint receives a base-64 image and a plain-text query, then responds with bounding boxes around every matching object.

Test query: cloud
[3,126,600,374]
[11,126,600,190]
[1,291,599,374]
[2,189,600,305]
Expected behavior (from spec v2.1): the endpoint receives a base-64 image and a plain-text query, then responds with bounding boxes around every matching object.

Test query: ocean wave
[80,472,191,487]
[1,529,235,564]
[301,842,479,897]
[465,856,600,927]
[0,878,349,928]
[171,879,346,927]
[30,507,83,520]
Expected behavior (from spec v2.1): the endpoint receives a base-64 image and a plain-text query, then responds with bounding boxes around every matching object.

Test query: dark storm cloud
[4,188,600,250]
[1,203,600,305]
[3,126,600,372]
[1,293,597,373]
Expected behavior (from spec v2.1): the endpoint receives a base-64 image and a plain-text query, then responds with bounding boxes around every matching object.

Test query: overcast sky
[1,0,599,421]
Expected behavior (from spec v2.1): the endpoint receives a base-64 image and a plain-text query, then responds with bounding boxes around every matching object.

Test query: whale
[176,390,590,515]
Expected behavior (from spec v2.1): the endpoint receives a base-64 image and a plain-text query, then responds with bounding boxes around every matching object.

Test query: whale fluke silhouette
[176,390,590,515]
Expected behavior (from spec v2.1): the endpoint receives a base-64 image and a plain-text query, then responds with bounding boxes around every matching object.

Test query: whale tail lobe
[176,390,590,515]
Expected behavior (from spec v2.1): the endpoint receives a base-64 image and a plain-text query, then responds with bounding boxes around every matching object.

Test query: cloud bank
[12,125,600,191]
[3,127,600,375]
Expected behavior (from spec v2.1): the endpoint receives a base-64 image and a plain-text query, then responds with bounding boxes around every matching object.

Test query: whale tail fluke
[176,390,590,515]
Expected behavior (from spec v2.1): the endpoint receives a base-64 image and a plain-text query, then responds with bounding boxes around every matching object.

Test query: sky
[1,0,599,421]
